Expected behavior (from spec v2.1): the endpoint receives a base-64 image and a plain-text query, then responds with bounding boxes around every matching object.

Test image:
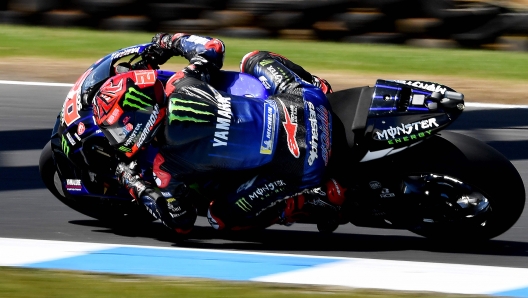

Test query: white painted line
[0,238,115,266]
[466,102,528,109]
[254,258,528,295]
[0,80,526,109]
[0,80,73,87]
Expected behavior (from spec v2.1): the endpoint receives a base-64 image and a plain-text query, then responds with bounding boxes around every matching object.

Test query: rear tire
[396,132,525,241]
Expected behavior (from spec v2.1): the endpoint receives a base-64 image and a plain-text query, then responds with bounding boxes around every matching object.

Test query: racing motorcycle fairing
[328,79,465,162]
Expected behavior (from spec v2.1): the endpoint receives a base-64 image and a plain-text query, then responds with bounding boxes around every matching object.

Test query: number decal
[62,68,92,126]
[134,70,157,88]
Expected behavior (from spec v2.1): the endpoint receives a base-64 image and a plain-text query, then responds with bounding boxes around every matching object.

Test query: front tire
[39,140,155,224]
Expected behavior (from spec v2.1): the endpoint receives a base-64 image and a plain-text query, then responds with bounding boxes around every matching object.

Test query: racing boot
[279,178,346,233]
[116,161,197,235]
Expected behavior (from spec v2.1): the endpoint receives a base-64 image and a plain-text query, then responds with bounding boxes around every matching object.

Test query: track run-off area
[1,80,527,297]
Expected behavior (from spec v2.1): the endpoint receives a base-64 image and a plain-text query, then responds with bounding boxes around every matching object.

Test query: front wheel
[39,140,155,224]
[392,131,525,241]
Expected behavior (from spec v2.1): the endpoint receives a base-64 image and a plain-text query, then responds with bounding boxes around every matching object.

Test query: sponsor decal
[307,102,318,166]
[122,123,133,134]
[77,122,85,135]
[122,116,131,125]
[136,104,160,149]
[124,123,142,146]
[259,59,274,67]
[387,130,432,145]
[236,179,287,214]
[107,106,123,125]
[380,188,395,198]
[369,181,382,189]
[267,65,283,82]
[122,87,153,111]
[66,132,76,146]
[161,192,172,198]
[168,98,214,124]
[111,46,140,60]
[260,101,277,154]
[394,80,447,95]
[278,99,300,158]
[73,133,81,141]
[66,179,82,191]
[248,180,287,201]
[118,146,132,153]
[375,118,439,141]
[61,68,92,126]
[317,105,331,166]
[259,76,271,89]
[212,93,232,147]
[186,35,210,45]
[235,197,253,212]
[134,70,157,88]
[237,176,258,193]
[61,135,70,156]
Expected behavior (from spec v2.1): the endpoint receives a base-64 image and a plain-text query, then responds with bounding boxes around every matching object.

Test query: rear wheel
[396,132,525,241]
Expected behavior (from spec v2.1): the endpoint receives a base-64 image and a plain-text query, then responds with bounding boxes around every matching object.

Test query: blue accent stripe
[495,287,528,298]
[25,247,338,280]
[375,84,402,90]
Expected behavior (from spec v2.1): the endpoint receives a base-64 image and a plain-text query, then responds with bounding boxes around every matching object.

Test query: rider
[93,32,347,235]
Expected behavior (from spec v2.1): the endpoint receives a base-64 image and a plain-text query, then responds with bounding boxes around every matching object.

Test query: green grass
[0,24,527,81]
[0,267,482,298]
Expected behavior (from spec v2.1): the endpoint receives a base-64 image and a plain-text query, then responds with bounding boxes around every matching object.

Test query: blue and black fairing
[361,79,464,161]
[327,79,464,163]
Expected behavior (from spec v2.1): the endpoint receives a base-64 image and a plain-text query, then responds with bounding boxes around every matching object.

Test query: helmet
[93,70,166,157]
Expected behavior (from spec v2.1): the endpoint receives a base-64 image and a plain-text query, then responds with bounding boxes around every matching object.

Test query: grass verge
[0,267,483,298]
[0,24,527,82]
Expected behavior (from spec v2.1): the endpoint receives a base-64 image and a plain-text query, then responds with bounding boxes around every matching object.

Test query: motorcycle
[39,43,525,241]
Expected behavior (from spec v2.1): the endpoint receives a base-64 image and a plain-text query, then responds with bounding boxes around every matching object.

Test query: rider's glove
[151,33,184,56]
[115,161,148,200]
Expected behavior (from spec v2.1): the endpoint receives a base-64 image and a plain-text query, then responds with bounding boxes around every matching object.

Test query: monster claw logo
[122,87,153,111]
[61,135,70,156]
[235,198,252,212]
[168,97,214,124]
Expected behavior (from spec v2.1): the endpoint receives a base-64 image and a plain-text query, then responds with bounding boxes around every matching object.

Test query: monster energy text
[388,130,433,144]
[124,123,142,147]
[122,87,152,111]
[375,118,439,141]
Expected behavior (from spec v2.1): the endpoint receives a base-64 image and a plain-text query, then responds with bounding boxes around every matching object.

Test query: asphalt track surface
[1,82,527,270]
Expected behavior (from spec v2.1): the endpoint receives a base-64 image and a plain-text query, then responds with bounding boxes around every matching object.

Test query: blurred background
[1,0,528,51]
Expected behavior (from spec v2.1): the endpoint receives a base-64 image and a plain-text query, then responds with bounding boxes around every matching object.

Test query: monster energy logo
[168,98,214,124]
[259,59,274,67]
[118,146,131,153]
[235,198,252,212]
[61,135,70,156]
[122,87,152,111]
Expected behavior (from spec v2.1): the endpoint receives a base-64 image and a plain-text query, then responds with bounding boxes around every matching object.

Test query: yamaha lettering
[111,47,140,60]
[375,118,439,140]
[394,80,447,95]
[213,94,232,147]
